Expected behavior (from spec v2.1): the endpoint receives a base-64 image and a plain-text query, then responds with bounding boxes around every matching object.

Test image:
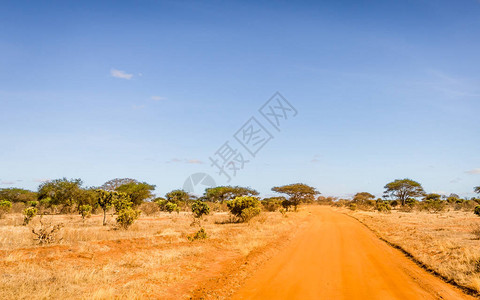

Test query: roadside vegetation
[330,179,480,294]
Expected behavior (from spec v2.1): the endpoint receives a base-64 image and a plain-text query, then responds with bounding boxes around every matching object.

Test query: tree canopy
[165,189,191,204]
[0,188,37,203]
[352,192,375,204]
[115,181,155,206]
[101,178,138,191]
[271,183,319,211]
[383,179,425,206]
[37,178,84,207]
[203,186,258,203]
[475,186,480,194]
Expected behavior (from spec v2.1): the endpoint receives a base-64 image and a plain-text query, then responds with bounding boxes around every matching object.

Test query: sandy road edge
[341,210,480,299]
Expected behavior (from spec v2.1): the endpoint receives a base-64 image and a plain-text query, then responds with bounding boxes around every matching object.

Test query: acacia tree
[204,186,258,203]
[383,179,425,206]
[352,192,375,204]
[271,183,319,211]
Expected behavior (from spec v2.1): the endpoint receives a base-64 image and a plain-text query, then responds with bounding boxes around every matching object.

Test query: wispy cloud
[167,158,203,164]
[466,168,480,175]
[33,178,50,183]
[110,68,133,80]
[132,104,146,110]
[187,159,203,164]
[151,96,167,101]
[311,154,321,163]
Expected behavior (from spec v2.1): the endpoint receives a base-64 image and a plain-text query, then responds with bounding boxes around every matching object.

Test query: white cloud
[466,168,480,175]
[110,68,133,80]
[151,96,167,101]
[33,178,50,183]
[167,158,203,164]
[187,159,203,164]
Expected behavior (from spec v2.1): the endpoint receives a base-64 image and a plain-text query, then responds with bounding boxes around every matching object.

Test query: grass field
[0,210,310,299]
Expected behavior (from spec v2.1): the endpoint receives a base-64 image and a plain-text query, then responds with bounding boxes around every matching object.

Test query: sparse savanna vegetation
[0,178,317,299]
[1,177,480,298]
[332,180,480,294]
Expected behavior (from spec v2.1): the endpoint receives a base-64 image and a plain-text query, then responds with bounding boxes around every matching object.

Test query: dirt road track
[232,207,474,300]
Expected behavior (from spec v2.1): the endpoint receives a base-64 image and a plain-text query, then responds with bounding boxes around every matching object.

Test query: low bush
[78,205,92,219]
[227,196,261,222]
[375,201,391,213]
[165,202,179,214]
[116,208,141,229]
[348,203,357,211]
[187,227,208,241]
[261,197,285,212]
[32,218,63,245]
[138,202,160,216]
[474,205,480,217]
[23,207,37,225]
[0,200,12,218]
[281,199,293,211]
[191,200,210,219]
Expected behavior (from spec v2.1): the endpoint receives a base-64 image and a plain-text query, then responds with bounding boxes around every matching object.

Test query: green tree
[383,179,425,206]
[115,181,155,206]
[272,183,319,211]
[475,186,480,195]
[204,186,258,203]
[38,178,84,208]
[352,192,375,204]
[95,189,116,226]
[101,178,138,191]
[0,188,37,203]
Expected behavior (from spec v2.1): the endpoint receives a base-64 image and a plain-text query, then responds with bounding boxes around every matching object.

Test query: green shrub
[27,200,39,207]
[23,207,38,225]
[376,201,391,213]
[423,199,446,213]
[112,192,133,213]
[116,208,141,229]
[226,196,261,222]
[348,203,357,211]
[0,200,12,218]
[78,205,92,219]
[261,197,284,212]
[281,199,293,211]
[165,202,179,214]
[191,200,210,219]
[188,227,207,241]
[474,205,480,217]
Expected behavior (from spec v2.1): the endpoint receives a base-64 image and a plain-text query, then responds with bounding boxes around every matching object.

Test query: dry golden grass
[343,208,480,293]
[0,209,310,299]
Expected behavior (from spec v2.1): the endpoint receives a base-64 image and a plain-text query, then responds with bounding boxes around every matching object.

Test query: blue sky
[1,0,479,198]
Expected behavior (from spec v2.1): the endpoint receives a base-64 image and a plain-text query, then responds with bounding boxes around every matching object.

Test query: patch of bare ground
[0,209,310,299]
[342,208,480,295]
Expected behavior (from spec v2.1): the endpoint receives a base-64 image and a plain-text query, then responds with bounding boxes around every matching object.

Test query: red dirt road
[232,207,473,300]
